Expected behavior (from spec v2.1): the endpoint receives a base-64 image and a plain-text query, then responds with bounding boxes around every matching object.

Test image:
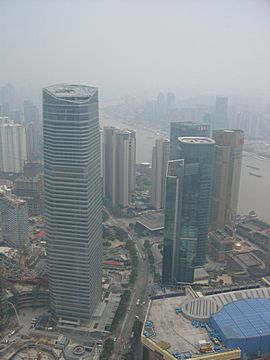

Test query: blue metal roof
[211,298,270,339]
[210,298,270,356]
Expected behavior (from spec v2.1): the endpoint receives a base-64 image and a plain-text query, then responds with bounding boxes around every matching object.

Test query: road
[111,231,152,359]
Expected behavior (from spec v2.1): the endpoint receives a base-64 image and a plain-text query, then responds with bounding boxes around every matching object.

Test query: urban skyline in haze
[0,0,270,99]
[2,1,270,359]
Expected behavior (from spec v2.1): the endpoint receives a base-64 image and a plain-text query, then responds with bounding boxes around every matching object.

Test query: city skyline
[1,1,270,358]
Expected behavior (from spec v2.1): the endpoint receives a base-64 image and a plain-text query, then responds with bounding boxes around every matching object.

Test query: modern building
[213,97,228,131]
[169,121,210,160]
[103,127,136,207]
[162,137,215,284]
[136,213,165,235]
[103,126,118,203]
[25,122,40,160]
[176,137,215,267]
[0,117,27,173]
[0,186,28,249]
[43,84,102,321]
[208,225,235,262]
[141,285,270,360]
[151,138,170,209]
[210,129,244,230]
[115,129,136,207]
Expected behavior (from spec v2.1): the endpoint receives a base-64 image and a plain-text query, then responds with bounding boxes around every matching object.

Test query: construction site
[0,211,137,360]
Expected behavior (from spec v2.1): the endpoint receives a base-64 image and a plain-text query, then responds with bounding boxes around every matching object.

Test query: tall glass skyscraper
[169,121,210,160]
[43,84,102,321]
[162,137,215,284]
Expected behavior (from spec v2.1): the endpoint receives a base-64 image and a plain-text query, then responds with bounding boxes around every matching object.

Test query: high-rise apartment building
[169,121,210,160]
[213,97,228,131]
[151,139,170,209]
[162,137,215,284]
[0,117,27,173]
[43,84,102,321]
[25,122,40,160]
[0,186,28,249]
[211,129,244,230]
[103,126,118,204]
[103,127,136,207]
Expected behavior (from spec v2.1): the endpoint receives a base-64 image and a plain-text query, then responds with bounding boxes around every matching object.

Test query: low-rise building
[208,226,235,262]
[141,285,270,359]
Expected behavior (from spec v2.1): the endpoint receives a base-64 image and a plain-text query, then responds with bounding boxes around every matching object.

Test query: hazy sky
[1,0,270,98]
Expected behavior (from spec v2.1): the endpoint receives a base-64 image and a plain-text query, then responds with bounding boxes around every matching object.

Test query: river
[238,153,270,222]
[100,116,270,222]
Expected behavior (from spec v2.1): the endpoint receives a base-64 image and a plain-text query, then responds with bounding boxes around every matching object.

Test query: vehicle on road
[136,298,140,306]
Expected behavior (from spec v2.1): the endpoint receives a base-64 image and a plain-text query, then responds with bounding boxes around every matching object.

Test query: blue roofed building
[210,298,270,357]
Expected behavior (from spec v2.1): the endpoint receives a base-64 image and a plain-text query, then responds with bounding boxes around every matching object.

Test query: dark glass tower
[43,84,102,320]
[162,137,215,284]
[169,121,210,160]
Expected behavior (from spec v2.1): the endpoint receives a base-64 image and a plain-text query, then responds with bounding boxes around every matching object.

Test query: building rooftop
[171,121,209,128]
[136,213,165,231]
[211,298,270,340]
[145,294,210,356]
[142,286,270,358]
[0,246,17,258]
[178,137,215,145]
[0,186,26,206]
[44,84,97,101]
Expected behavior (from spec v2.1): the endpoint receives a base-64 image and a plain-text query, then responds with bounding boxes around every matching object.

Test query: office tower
[211,129,244,230]
[13,162,43,217]
[151,139,170,209]
[23,100,39,124]
[169,121,210,160]
[103,127,136,207]
[157,92,166,118]
[162,137,215,284]
[166,92,176,113]
[0,118,27,173]
[115,129,136,207]
[43,84,102,321]
[213,97,228,131]
[0,186,28,249]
